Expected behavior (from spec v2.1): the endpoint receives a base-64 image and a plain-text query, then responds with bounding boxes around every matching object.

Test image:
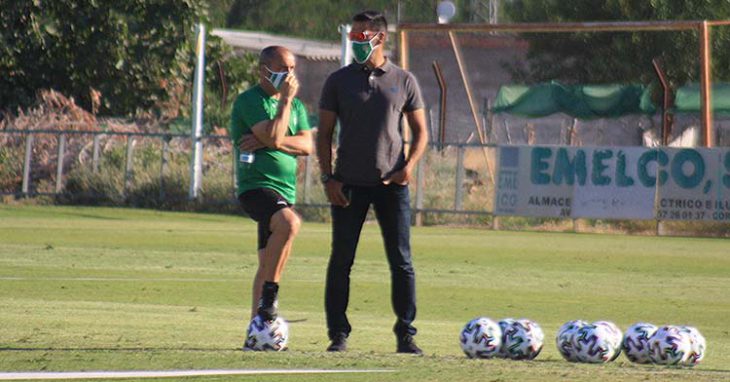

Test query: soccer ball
[460,317,502,359]
[496,318,517,358]
[622,322,657,364]
[648,325,692,365]
[501,319,544,360]
[680,326,706,366]
[572,321,622,363]
[244,316,289,351]
[555,320,589,362]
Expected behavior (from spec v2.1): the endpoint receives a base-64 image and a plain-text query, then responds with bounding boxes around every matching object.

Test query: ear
[374,32,386,47]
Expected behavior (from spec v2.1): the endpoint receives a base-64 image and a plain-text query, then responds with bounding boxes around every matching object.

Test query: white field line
[0,369,395,380]
[0,277,242,282]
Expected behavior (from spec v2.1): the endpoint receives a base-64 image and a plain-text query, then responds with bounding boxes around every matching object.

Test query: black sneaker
[256,298,278,321]
[397,334,423,355]
[326,334,348,352]
[257,282,279,321]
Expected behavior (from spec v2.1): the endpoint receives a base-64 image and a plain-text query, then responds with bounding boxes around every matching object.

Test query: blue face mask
[265,66,289,90]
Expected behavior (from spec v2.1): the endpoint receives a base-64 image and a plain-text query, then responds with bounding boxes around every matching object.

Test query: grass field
[1,204,729,381]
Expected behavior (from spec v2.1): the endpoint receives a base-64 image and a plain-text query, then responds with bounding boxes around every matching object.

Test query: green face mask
[351,36,379,64]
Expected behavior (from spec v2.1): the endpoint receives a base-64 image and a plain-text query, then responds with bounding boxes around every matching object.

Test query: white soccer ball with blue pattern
[460,317,502,359]
[496,318,517,358]
[501,319,544,360]
[648,325,692,365]
[244,316,289,351]
[556,320,589,362]
[572,321,622,363]
[622,322,657,364]
[680,326,706,366]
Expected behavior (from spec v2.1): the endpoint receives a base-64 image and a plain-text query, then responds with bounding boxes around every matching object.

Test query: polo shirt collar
[356,58,394,73]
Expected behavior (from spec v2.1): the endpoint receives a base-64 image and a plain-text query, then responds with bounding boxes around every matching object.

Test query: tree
[226,0,437,41]
[504,0,730,87]
[1,0,208,116]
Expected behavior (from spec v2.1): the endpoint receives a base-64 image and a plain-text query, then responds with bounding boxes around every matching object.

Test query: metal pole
[231,145,238,200]
[55,134,66,193]
[189,23,206,200]
[303,154,313,204]
[700,21,713,147]
[399,29,411,156]
[92,134,101,172]
[455,145,465,211]
[21,134,33,196]
[160,136,169,201]
[432,61,447,152]
[414,157,425,226]
[398,20,702,33]
[448,31,495,185]
[339,24,352,67]
[651,59,672,145]
[124,136,135,196]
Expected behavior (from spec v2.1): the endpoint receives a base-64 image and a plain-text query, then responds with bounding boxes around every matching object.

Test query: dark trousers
[325,183,417,340]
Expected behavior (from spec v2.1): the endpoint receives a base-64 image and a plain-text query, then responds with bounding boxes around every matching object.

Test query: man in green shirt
[229,46,312,327]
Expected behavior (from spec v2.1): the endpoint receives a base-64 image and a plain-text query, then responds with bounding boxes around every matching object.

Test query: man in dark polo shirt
[316,10,429,354]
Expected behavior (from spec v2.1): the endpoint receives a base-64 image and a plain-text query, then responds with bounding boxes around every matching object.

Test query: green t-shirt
[229,85,311,203]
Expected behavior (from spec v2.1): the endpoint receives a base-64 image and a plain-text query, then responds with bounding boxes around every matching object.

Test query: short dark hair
[353,10,387,32]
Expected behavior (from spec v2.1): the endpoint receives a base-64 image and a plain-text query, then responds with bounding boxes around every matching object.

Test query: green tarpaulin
[493,82,655,118]
[674,84,730,113]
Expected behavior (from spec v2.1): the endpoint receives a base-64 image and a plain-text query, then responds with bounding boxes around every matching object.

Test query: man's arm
[239,127,312,156]
[275,130,313,156]
[250,74,299,149]
[317,109,348,206]
[384,108,429,185]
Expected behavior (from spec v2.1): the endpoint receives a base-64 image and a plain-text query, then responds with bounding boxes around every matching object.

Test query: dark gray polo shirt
[319,59,425,186]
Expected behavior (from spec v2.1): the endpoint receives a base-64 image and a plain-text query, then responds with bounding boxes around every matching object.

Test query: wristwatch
[320,173,334,184]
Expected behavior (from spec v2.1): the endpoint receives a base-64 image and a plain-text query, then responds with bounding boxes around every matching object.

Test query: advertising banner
[495,145,730,221]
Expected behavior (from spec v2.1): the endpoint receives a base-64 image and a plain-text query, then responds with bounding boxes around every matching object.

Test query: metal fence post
[454,145,465,211]
[55,134,66,193]
[160,136,169,201]
[124,136,135,196]
[21,133,34,196]
[414,155,425,226]
[303,154,313,204]
[231,148,237,200]
[92,134,101,172]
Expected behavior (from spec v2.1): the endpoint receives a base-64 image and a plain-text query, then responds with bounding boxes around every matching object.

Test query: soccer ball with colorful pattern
[648,325,692,365]
[572,321,622,363]
[500,319,544,360]
[244,316,289,351]
[555,320,589,362]
[622,322,657,364]
[459,317,502,359]
[680,326,706,366]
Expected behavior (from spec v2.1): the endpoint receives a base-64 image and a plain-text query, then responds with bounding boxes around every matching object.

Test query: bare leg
[250,249,265,319]
[250,208,301,319]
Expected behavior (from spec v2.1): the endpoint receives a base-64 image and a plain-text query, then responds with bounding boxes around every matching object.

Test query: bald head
[259,46,294,67]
